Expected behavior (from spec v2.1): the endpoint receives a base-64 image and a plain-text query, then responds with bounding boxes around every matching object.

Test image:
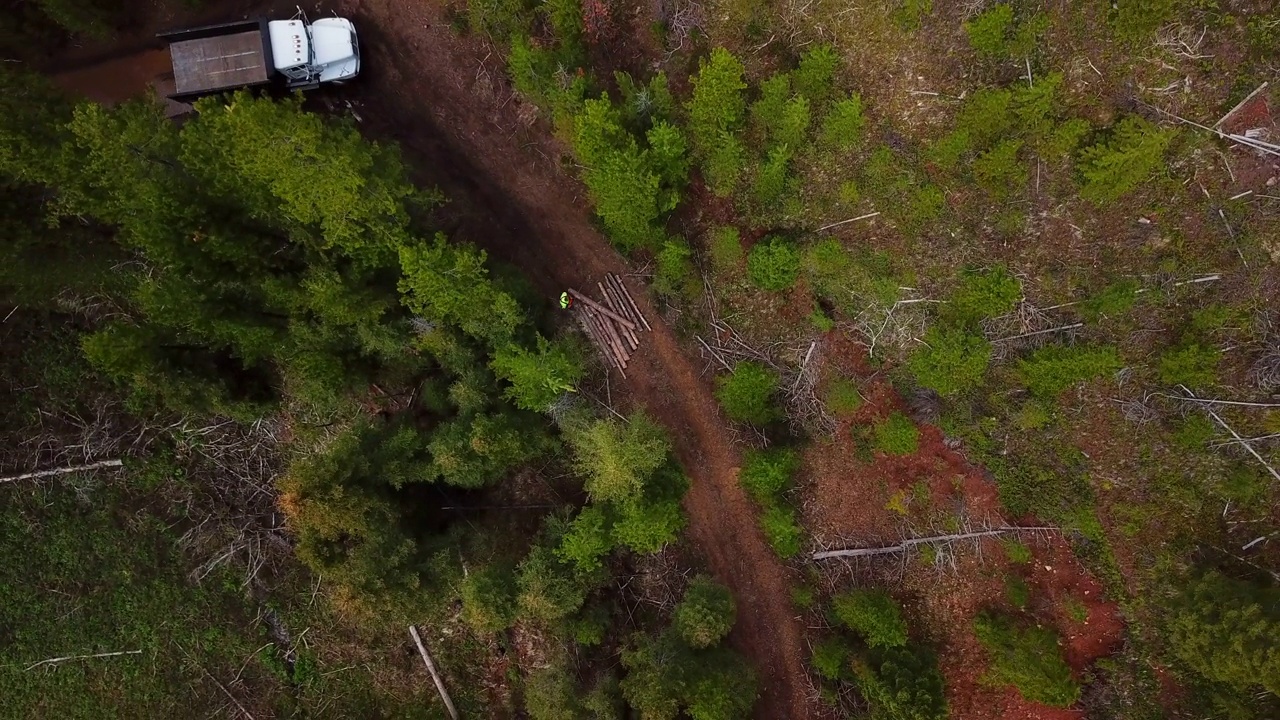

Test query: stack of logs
[570,273,651,378]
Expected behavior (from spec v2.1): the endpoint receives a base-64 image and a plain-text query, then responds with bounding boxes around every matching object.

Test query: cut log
[606,274,651,331]
[602,275,641,325]
[583,308,629,371]
[578,312,620,370]
[599,282,639,350]
[594,309,631,368]
[568,289,635,331]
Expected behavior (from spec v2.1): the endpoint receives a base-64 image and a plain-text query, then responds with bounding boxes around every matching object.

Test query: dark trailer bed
[158,19,276,100]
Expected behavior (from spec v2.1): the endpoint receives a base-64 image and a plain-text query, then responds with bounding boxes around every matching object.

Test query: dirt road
[336,0,813,715]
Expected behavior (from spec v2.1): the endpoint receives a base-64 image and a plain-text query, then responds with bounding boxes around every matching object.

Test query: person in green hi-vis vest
[560,291,572,310]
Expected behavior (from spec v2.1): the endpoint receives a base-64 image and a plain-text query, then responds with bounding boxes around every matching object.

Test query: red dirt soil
[334,0,814,716]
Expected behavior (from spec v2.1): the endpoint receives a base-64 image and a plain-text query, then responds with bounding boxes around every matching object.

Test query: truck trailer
[159,16,360,101]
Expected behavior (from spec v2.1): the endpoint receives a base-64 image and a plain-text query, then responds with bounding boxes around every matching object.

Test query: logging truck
[159,15,360,101]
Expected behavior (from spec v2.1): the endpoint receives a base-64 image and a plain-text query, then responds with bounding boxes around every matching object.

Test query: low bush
[746,236,802,291]
[1158,343,1220,388]
[946,266,1021,326]
[752,145,794,205]
[524,664,583,720]
[973,611,1079,707]
[819,95,866,151]
[964,3,1015,58]
[760,502,804,558]
[1017,344,1122,398]
[1005,575,1030,609]
[854,645,949,720]
[825,378,864,415]
[709,226,744,274]
[557,505,614,572]
[908,328,992,397]
[704,131,747,197]
[1078,116,1175,205]
[1080,279,1140,322]
[740,447,800,502]
[812,636,851,680]
[1001,538,1033,564]
[1166,571,1280,696]
[517,543,598,623]
[972,139,1027,199]
[653,236,698,300]
[874,412,920,456]
[832,589,908,648]
[674,576,737,649]
[792,44,841,107]
[716,361,781,425]
[461,562,519,633]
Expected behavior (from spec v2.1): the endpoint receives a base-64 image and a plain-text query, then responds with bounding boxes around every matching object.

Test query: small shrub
[1109,0,1179,44]
[965,4,1015,58]
[653,236,698,300]
[1017,344,1122,398]
[461,562,519,633]
[1080,279,1139,322]
[1064,597,1089,623]
[874,412,919,456]
[972,139,1026,199]
[907,328,992,396]
[753,145,794,205]
[1171,412,1215,450]
[819,95,866,151]
[1005,576,1030,609]
[611,497,686,554]
[854,645,949,720]
[674,576,737,648]
[525,664,583,720]
[708,226,744,274]
[893,0,933,31]
[791,585,816,609]
[775,96,812,150]
[1078,116,1175,205]
[705,131,746,197]
[1015,400,1051,430]
[716,361,781,425]
[812,636,851,680]
[557,505,614,572]
[746,236,802,291]
[1157,343,1220,388]
[760,502,803,558]
[793,44,841,107]
[687,48,748,150]
[973,611,1080,707]
[947,266,1021,326]
[832,589,908,648]
[750,73,791,142]
[568,605,611,646]
[1001,537,1033,564]
[809,308,835,332]
[740,447,800,503]
[825,378,864,415]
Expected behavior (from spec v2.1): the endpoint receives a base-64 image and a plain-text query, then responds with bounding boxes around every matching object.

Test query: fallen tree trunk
[812,526,1058,560]
[409,626,460,720]
[0,459,124,485]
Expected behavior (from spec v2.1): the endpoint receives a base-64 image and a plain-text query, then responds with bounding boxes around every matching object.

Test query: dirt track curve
[336,0,813,715]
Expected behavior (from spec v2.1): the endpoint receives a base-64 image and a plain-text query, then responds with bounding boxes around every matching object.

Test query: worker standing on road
[560,292,573,310]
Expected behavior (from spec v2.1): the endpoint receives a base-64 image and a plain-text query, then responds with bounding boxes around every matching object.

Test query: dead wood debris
[571,273,651,377]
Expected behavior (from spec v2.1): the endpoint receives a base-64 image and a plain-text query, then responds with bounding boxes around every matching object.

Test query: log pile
[570,273,651,378]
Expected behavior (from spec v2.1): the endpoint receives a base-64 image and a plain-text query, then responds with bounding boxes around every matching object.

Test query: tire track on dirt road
[339,0,815,715]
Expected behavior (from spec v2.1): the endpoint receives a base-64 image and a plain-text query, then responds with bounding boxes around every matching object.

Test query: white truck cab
[267,17,360,87]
